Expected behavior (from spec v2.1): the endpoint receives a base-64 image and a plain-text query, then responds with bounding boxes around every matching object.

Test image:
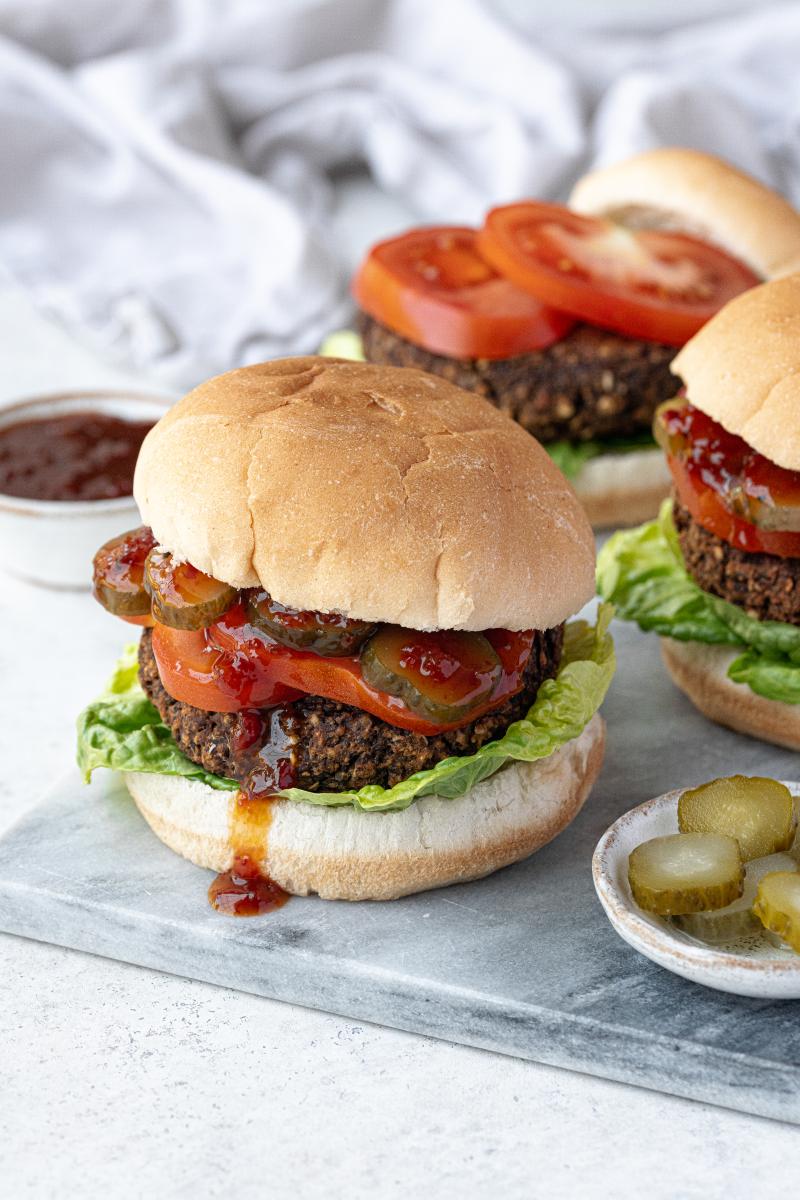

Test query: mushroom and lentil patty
[358,314,677,444]
[674,500,800,627]
[138,624,565,791]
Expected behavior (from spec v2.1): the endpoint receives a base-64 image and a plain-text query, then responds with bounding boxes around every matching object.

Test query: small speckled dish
[0,390,172,589]
[593,785,800,998]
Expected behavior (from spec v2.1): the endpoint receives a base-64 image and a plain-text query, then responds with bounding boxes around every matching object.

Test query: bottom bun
[661,638,800,751]
[125,712,605,901]
[574,448,671,529]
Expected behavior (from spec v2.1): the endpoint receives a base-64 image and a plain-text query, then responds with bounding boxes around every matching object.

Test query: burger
[598,274,800,750]
[78,357,614,906]
[325,148,800,529]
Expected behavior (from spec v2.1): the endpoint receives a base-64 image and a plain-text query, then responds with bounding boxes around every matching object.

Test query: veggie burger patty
[359,313,677,444]
[674,500,800,627]
[138,624,565,791]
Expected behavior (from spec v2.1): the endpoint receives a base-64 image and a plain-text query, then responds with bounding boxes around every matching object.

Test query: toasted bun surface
[573,447,671,529]
[134,357,595,631]
[670,275,800,471]
[125,713,605,901]
[570,148,800,280]
[661,639,800,751]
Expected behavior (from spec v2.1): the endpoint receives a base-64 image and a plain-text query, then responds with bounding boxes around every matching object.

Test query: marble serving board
[2,619,800,1124]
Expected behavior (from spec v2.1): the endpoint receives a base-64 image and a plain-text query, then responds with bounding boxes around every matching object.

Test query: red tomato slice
[669,456,800,558]
[151,625,302,713]
[352,225,574,359]
[477,203,759,346]
[151,605,535,734]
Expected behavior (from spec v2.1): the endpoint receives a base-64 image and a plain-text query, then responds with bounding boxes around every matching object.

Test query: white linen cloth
[0,0,797,388]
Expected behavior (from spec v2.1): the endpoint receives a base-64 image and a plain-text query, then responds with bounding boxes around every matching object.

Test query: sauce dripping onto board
[208,705,297,916]
[207,792,290,916]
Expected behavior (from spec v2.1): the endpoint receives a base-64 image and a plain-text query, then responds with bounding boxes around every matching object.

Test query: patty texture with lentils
[138,625,564,791]
[674,500,800,626]
[358,313,677,443]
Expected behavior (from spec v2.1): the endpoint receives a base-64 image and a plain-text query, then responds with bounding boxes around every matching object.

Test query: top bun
[570,147,800,280]
[133,357,595,631]
[670,274,800,471]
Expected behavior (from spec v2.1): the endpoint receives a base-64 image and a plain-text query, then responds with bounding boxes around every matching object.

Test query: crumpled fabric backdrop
[0,0,796,389]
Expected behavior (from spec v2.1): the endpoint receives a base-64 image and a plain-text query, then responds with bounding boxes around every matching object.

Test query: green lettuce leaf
[597,500,800,705]
[320,329,655,481]
[77,645,239,792]
[77,607,615,812]
[319,329,365,361]
[545,431,657,481]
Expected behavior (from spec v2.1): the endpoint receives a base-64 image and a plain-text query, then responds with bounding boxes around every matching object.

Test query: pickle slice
[752,872,800,953]
[678,775,796,862]
[628,833,743,916]
[652,397,688,455]
[672,852,798,943]
[92,526,156,616]
[145,549,237,630]
[360,626,502,725]
[246,591,375,656]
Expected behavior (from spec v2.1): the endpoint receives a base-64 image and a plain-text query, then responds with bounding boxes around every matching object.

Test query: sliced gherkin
[628,833,744,916]
[145,549,237,630]
[678,775,796,862]
[92,526,156,617]
[246,590,375,656]
[752,872,800,953]
[672,852,798,942]
[360,626,502,725]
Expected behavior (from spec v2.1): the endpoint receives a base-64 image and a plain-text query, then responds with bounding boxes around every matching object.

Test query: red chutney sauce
[208,793,291,917]
[208,708,296,916]
[0,411,154,501]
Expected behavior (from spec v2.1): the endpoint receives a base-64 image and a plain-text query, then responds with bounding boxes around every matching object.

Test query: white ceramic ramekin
[593,786,800,999]
[0,391,173,589]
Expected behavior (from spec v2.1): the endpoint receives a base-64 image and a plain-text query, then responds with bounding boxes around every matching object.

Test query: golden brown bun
[134,357,595,631]
[573,447,671,528]
[670,274,800,471]
[570,147,800,279]
[125,713,605,901]
[660,639,800,751]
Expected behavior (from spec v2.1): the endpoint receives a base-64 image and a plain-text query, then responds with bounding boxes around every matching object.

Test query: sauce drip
[0,411,154,501]
[208,705,297,917]
[207,794,290,917]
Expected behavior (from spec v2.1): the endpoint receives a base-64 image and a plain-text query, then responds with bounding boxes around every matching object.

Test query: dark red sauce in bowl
[0,411,153,501]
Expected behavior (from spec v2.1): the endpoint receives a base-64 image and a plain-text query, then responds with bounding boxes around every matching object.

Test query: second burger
[341,149,800,528]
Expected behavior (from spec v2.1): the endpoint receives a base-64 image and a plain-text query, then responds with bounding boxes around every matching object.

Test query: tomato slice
[151,625,302,713]
[352,225,574,359]
[477,203,759,346]
[669,456,800,558]
[151,604,535,733]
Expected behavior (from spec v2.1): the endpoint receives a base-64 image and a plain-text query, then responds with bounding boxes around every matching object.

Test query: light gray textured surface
[2,617,799,1125]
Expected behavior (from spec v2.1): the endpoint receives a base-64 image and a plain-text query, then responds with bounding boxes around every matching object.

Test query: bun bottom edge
[125,713,606,901]
[660,638,800,751]
[573,447,670,529]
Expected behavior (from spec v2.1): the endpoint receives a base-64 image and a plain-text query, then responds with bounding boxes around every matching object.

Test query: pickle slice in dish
[752,872,800,953]
[678,775,796,861]
[673,852,798,942]
[628,833,744,916]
